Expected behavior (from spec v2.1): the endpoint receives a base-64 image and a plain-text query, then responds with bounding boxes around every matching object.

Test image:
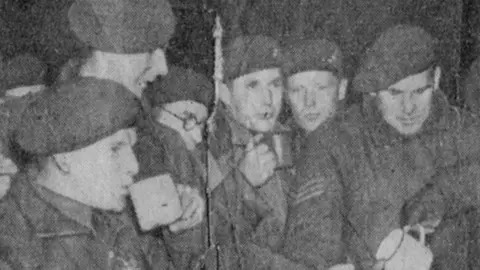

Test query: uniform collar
[9,172,93,238]
[362,90,458,148]
[33,182,93,231]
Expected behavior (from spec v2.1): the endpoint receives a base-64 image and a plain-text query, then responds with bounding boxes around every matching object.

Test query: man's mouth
[304,113,321,121]
[258,111,275,120]
[397,116,421,125]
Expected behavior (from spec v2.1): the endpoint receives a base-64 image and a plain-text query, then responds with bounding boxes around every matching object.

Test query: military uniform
[134,67,214,269]
[0,77,173,269]
[287,25,480,270]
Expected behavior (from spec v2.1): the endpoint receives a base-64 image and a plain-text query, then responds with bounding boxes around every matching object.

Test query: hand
[169,184,205,232]
[403,185,444,234]
[239,134,277,187]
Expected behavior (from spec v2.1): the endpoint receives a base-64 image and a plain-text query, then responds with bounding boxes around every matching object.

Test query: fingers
[245,134,264,151]
[170,186,205,232]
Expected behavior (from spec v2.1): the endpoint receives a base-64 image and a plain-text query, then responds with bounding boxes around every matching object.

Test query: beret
[15,77,141,155]
[282,38,343,77]
[145,66,214,109]
[0,54,46,93]
[353,25,437,93]
[224,35,283,81]
[68,0,176,54]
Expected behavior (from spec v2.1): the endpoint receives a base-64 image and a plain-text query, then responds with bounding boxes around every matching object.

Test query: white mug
[129,174,183,231]
[375,225,433,270]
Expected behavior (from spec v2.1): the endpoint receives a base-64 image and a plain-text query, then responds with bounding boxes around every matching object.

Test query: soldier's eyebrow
[413,84,433,92]
[245,79,259,88]
[387,84,432,93]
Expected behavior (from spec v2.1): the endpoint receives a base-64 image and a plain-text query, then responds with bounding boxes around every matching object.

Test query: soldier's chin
[250,118,276,133]
[396,122,423,135]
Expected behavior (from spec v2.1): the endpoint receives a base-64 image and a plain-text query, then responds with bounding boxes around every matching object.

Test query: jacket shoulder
[0,193,44,269]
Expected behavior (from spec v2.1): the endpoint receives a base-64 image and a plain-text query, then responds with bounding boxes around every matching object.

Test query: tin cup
[375,225,433,270]
[129,174,183,231]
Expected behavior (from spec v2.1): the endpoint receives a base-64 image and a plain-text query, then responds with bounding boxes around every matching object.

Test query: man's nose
[401,94,417,115]
[123,147,139,178]
[304,89,316,108]
[262,87,273,106]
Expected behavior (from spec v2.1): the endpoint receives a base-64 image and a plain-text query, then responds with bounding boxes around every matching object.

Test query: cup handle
[404,224,426,245]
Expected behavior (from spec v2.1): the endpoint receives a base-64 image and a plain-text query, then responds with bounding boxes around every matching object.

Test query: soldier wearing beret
[67,0,176,98]
[290,24,480,269]
[0,80,177,269]
[186,35,291,268]
[134,66,213,269]
[282,37,348,166]
[0,54,47,200]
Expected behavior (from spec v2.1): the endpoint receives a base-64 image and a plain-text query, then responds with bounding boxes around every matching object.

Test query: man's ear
[433,66,442,91]
[338,78,348,101]
[218,82,231,106]
[52,153,71,174]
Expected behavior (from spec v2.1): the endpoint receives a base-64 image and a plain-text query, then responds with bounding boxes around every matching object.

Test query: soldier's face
[287,71,346,133]
[65,128,139,211]
[121,49,169,98]
[375,67,440,135]
[229,68,283,133]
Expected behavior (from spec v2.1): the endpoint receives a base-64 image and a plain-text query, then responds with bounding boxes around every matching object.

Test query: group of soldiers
[0,0,480,269]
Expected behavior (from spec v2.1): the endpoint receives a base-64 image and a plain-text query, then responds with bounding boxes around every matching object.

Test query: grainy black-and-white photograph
[0,0,479,269]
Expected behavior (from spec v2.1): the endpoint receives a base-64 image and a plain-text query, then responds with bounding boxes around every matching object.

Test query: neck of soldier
[79,59,142,98]
[35,161,89,208]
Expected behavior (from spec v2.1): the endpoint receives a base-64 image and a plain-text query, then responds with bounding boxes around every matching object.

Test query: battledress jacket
[134,120,207,270]
[0,171,173,270]
[285,90,480,269]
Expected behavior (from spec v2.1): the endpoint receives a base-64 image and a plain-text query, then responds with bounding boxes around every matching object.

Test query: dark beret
[145,66,214,109]
[353,25,437,93]
[68,0,176,54]
[282,38,343,77]
[224,35,283,81]
[15,77,141,155]
[0,54,46,92]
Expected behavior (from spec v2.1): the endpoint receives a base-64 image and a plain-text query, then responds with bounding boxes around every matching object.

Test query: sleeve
[281,136,346,269]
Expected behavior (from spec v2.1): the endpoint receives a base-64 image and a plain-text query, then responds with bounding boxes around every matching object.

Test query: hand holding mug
[169,184,205,232]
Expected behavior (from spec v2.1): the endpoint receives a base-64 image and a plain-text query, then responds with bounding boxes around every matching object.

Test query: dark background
[0,0,479,106]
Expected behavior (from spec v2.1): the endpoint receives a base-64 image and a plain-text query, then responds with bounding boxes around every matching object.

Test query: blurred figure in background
[0,54,47,199]
[135,66,213,269]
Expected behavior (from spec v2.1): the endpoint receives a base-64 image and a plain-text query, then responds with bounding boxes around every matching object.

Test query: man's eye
[271,79,282,88]
[388,89,403,96]
[245,81,258,89]
[415,86,431,95]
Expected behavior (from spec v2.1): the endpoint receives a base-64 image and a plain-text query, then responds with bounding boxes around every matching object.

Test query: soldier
[67,0,175,98]
[134,66,214,269]
[193,35,288,269]
[282,37,348,164]
[287,24,480,269]
[0,82,172,269]
[0,54,46,199]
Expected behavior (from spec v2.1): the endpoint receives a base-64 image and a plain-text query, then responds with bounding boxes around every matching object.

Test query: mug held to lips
[129,174,183,231]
